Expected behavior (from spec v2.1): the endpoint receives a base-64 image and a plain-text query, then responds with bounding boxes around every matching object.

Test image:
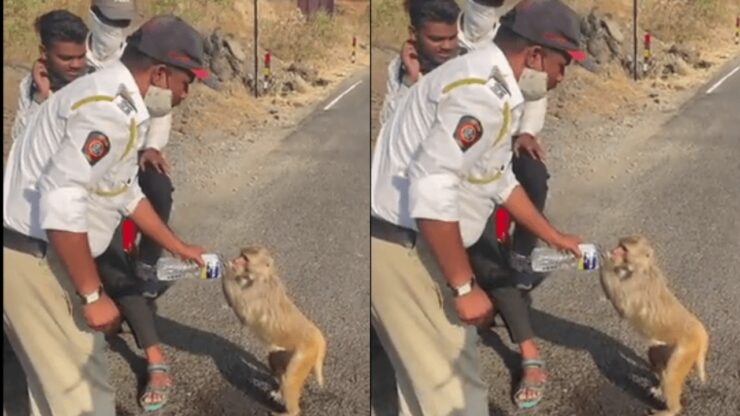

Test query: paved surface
[4,71,371,416]
[371,58,740,415]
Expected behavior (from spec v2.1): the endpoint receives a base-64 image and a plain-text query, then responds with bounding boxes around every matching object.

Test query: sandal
[514,359,547,409]
[139,364,172,412]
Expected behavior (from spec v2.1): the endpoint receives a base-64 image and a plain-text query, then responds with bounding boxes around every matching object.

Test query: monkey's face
[228,245,275,285]
[608,235,655,278]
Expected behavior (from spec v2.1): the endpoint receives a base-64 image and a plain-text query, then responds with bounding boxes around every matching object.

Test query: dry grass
[262,1,369,67]
[371,0,740,49]
[370,0,411,49]
[639,0,738,44]
[3,0,369,70]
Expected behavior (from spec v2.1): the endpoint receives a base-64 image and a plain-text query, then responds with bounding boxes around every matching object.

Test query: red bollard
[262,50,271,90]
[642,32,651,74]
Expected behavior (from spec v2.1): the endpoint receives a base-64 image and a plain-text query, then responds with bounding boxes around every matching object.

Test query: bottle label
[200,254,223,280]
[576,244,600,271]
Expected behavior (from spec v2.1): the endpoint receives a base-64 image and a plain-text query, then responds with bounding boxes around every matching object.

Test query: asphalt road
[4,71,371,416]
[371,58,740,416]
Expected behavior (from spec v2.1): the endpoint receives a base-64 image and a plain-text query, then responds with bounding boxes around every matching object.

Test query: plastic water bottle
[155,254,225,281]
[530,243,601,273]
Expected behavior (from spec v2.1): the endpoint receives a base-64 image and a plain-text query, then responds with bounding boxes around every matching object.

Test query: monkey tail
[313,333,326,387]
[695,328,709,383]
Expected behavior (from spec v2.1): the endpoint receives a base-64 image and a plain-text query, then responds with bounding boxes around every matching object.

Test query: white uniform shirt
[371,44,525,247]
[10,29,129,142]
[377,0,545,141]
[9,74,40,144]
[3,61,151,257]
[378,55,406,127]
[10,22,171,150]
[458,0,547,136]
[86,26,172,151]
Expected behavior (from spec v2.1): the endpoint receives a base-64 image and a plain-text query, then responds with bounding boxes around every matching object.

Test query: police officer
[3,15,214,416]
[370,1,587,414]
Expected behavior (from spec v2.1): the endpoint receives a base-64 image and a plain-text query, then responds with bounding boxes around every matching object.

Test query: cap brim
[567,50,599,73]
[190,68,221,90]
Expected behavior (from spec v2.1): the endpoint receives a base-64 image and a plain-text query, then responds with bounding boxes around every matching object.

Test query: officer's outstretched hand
[173,243,206,267]
[83,294,121,334]
[454,286,494,327]
[550,233,583,258]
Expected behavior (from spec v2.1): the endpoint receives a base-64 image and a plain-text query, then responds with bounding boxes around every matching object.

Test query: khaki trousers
[371,236,488,416]
[3,246,116,416]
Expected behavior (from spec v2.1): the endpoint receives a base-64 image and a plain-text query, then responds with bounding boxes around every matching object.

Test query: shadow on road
[109,316,283,414]
[479,308,662,409]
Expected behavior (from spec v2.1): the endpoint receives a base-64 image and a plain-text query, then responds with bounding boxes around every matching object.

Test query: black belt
[3,228,47,258]
[370,217,417,248]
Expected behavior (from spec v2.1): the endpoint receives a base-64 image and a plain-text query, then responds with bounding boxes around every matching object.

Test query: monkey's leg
[648,344,673,400]
[275,347,317,416]
[651,344,696,416]
[269,349,293,379]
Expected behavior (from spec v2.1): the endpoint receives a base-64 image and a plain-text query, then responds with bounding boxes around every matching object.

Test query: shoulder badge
[82,131,111,166]
[113,86,137,116]
[489,67,511,99]
[453,116,484,152]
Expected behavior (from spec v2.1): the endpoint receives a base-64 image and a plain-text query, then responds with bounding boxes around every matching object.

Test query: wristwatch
[77,286,103,305]
[448,277,476,297]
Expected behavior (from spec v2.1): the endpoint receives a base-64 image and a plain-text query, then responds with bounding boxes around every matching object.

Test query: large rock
[287,62,319,84]
[224,37,247,63]
[602,17,624,43]
[668,43,700,65]
[587,35,610,64]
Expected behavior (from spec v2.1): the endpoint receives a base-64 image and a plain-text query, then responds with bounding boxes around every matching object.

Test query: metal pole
[633,0,638,80]
[254,0,259,97]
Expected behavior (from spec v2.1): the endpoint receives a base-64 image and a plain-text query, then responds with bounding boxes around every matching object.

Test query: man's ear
[524,45,545,70]
[38,45,47,61]
[150,64,168,84]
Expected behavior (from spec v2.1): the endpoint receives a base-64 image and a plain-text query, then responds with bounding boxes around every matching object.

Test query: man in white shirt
[370,1,587,414]
[3,15,214,415]
[9,10,89,145]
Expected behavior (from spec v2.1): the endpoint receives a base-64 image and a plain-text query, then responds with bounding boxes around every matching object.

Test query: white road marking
[705,65,740,94]
[323,80,362,111]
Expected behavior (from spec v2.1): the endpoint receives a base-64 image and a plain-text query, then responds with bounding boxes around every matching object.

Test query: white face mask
[88,9,126,62]
[144,85,173,118]
[518,67,549,101]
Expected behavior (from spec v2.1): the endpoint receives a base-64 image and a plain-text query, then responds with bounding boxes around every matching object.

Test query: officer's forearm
[502,186,560,244]
[46,230,102,295]
[416,219,475,288]
[129,198,184,254]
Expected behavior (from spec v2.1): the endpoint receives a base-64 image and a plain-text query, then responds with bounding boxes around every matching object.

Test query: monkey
[599,235,709,416]
[222,245,327,416]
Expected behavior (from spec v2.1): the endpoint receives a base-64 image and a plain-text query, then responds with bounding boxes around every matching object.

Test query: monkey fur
[222,245,327,416]
[599,235,709,416]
